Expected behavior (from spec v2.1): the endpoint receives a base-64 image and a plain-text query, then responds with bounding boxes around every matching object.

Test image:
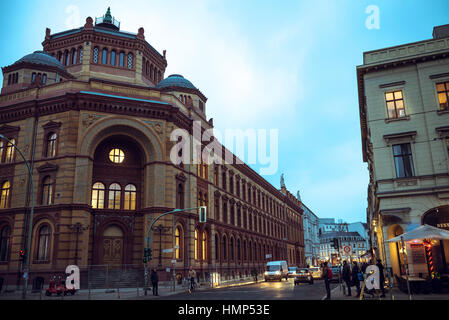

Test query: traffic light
[144,248,152,261]
[19,249,25,261]
[199,206,207,223]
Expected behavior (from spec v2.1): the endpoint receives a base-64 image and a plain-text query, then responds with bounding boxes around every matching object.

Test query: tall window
[102,48,108,65]
[71,49,77,65]
[194,228,199,260]
[78,47,83,63]
[119,52,125,67]
[0,226,10,261]
[214,166,219,185]
[110,50,116,66]
[230,238,234,261]
[91,182,105,209]
[36,225,50,261]
[176,183,184,209]
[31,73,36,84]
[393,143,415,178]
[202,231,207,260]
[42,73,47,85]
[229,176,234,194]
[215,234,219,261]
[446,138,449,157]
[93,47,99,63]
[0,181,11,208]
[42,176,53,205]
[108,183,121,209]
[222,171,226,190]
[222,237,227,261]
[127,52,133,69]
[223,202,227,224]
[385,90,406,119]
[46,133,57,158]
[64,51,70,66]
[175,227,182,259]
[437,81,449,111]
[124,184,136,210]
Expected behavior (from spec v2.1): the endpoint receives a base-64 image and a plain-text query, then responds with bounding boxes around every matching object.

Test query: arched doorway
[387,224,405,277]
[102,225,124,266]
[422,206,449,275]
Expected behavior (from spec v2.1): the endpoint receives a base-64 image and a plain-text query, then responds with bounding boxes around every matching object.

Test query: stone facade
[0,9,304,289]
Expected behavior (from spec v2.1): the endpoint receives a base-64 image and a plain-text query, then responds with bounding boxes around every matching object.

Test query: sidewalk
[327,283,449,301]
[0,277,260,300]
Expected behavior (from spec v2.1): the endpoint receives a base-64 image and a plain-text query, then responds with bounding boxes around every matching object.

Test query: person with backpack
[351,261,361,297]
[322,262,331,300]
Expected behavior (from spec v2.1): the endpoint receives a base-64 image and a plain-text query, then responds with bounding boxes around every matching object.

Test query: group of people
[321,259,386,300]
[149,266,198,296]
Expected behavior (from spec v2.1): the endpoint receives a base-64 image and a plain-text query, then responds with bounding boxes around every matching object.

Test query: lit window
[202,231,207,260]
[393,143,415,178]
[92,182,105,209]
[108,183,121,209]
[0,181,10,208]
[5,139,15,163]
[42,176,53,205]
[0,141,3,163]
[124,184,136,210]
[437,82,449,110]
[385,90,406,119]
[109,148,125,163]
[175,227,182,259]
[46,133,57,158]
[194,229,199,260]
[37,225,50,261]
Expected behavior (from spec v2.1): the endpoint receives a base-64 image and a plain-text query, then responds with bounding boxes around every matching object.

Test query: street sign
[344,246,351,254]
[265,254,272,259]
[163,248,174,253]
[171,259,177,264]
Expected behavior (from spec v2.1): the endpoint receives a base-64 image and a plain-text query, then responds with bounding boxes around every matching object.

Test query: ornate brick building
[0,8,304,288]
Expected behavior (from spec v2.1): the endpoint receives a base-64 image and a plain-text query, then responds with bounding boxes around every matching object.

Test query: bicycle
[188,279,197,293]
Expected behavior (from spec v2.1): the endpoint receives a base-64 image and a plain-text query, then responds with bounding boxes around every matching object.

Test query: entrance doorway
[102,225,124,266]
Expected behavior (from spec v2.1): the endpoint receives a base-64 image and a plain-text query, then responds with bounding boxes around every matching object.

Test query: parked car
[264,261,289,281]
[309,267,322,279]
[288,267,298,278]
[330,266,341,283]
[294,268,314,285]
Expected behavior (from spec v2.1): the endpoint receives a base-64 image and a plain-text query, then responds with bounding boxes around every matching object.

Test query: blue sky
[1,0,448,223]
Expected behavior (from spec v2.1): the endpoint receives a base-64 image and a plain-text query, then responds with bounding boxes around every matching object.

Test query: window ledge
[33,260,50,264]
[385,116,410,123]
[437,109,449,115]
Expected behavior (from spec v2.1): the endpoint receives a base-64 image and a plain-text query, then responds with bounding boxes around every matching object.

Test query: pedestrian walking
[351,261,361,297]
[376,259,386,297]
[322,262,331,300]
[150,268,159,296]
[342,260,352,297]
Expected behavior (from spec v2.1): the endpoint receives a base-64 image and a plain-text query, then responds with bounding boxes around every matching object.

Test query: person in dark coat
[342,260,352,296]
[150,268,159,296]
[322,262,331,300]
[351,261,361,297]
[376,259,386,297]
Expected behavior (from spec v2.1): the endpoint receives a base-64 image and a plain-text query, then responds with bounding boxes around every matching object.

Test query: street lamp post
[68,222,88,265]
[0,134,35,300]
[154,224,170,267]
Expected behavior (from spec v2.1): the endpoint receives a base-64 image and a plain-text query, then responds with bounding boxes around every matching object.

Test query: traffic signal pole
[143,206,206,295]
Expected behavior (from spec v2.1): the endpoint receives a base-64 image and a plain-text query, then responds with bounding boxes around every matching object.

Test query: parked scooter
[45,275,66,296]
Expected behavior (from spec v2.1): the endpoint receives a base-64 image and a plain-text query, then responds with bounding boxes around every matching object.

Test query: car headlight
[264,271,268,275]
[275,271,281,275]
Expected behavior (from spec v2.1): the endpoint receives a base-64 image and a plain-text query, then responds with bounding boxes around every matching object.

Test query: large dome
[156,74,197,90]
[13,51,66,71]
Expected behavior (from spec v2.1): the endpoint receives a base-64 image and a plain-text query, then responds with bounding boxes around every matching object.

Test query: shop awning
[385,224,449,243]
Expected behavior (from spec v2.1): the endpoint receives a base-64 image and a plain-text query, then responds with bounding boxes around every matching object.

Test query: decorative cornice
[383,131,417,144]
[37,162,59,173]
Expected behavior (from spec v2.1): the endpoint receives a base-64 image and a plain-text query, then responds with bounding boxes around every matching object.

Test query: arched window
[36,225,50,261]
[110,50,116,66]
[175,227,182,259]
[222,236,227,261]
[124,184,136,210]
[119,52,125,67]
[237,239,241,262]
[102,48,108,65]
[146,61,149,75]
[93,47,99,63]
[150,65,153,79]
[57,51,63,62]
[0,141,3,162]
[202,230,207,260]
[71,49,77,65]
[0,181,11,208]
[7,74,11,85]
[214,234,219,261]
[42,176,53,205]
[64,51,70,66]
[92,182,105,209]
[42,73,47,85]
[176,183,184,209]
[46,132,57,158]
[31,72,36,84]
[230,238,234,261]
[0,226,10,261]
[108,183,121,209]
[127,52,133,69]
[194,228,199,260]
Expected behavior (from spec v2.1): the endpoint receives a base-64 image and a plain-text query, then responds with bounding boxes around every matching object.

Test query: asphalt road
[159,278,340,300]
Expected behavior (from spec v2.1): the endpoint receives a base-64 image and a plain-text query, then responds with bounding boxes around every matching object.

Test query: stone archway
[387,224,405,277]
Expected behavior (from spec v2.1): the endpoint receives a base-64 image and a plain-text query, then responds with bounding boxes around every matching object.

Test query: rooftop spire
[104,7,112,23]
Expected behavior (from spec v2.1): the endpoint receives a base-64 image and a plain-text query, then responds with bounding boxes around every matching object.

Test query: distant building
[319,231,369,265]
[319,218,348,234]
[301,202,320,266]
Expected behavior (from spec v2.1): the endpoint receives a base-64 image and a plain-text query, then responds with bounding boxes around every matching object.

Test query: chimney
[433,24,449,39]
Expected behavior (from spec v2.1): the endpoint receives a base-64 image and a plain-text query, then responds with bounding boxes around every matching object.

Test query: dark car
[330,266,341,283]
[294,268,314,285]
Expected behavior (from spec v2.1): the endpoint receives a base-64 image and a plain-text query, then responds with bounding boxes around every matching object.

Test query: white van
[264,261,289,281]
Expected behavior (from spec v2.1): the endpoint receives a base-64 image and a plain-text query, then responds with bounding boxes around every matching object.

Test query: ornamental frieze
[82,113,105,129]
